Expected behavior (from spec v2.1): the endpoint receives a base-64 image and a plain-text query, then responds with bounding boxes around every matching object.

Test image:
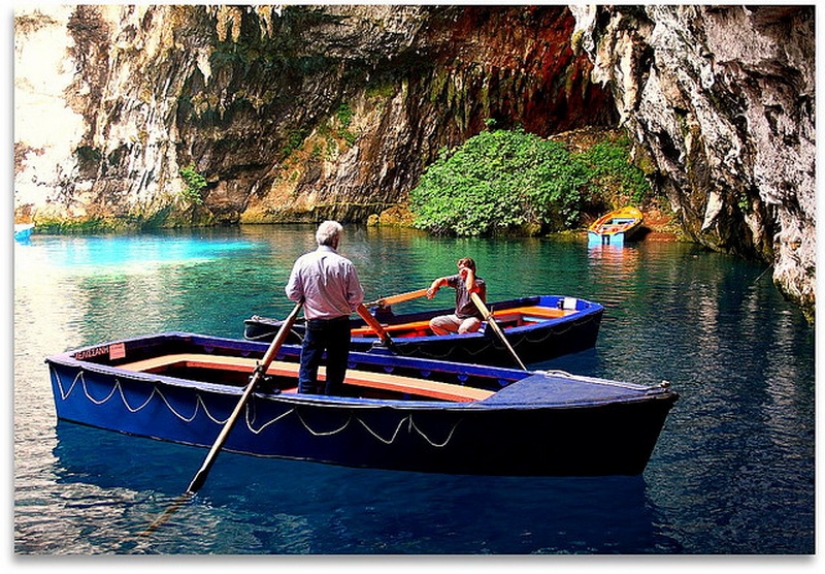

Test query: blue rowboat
[14,223,34,242]
[244,295,604,367]
[588,206,644,247]
[46,332,678,477]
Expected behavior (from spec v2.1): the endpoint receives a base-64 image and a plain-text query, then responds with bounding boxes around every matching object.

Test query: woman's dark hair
[457,257,476,271]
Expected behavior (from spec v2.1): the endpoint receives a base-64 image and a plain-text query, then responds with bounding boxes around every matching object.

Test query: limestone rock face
[14,5,815,319]
[14,4,611,228]
[570,5,815,320]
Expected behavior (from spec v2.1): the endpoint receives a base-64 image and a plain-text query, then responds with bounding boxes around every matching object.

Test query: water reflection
[52,421,679,554]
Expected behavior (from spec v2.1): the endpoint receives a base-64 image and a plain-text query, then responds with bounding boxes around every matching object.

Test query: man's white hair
[316,220,343,247]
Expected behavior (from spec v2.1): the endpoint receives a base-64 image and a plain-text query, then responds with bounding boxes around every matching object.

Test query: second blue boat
[244,294,603,367]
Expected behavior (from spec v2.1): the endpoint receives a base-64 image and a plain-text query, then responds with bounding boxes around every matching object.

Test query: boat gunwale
[48,356,675,411]
[588,207,644,236]
[45,333,676,411]
[44,331,527,409]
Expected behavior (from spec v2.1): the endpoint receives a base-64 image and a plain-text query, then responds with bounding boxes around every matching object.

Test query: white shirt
[285,245,364,319]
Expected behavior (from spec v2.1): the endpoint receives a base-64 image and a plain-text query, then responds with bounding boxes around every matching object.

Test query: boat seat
[494,305,573,319]
[350,319,432,337]
[117,353,494,402]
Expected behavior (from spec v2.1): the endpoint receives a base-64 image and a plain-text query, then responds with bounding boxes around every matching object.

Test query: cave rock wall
[14,4,613,227]
[571,5,815,320]
[13,4,814,319]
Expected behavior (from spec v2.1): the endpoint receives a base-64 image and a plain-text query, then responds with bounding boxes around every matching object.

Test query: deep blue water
[12,225,815,555]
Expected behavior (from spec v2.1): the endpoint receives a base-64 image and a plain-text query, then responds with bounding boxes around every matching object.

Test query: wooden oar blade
[139,491,194,536]
[142,301,303,535]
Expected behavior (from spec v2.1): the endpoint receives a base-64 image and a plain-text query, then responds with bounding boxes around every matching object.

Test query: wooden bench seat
[496,305,572,319]
[117,353,493,402]
[350,319,432,337]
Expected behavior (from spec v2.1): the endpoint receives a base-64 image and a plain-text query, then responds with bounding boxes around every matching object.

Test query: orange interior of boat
[350,305,572,338]
[590,208,642,236]
[117,353,495,402]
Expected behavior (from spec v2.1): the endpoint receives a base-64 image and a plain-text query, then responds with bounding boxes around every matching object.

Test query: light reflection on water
[13,225,815,554]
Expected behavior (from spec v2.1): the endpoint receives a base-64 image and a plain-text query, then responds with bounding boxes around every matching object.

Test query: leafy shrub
[578,136,651,205]
[336,103,353,128]
[410,128,650,236]
[410,128,588,236]
[180,164,207,205]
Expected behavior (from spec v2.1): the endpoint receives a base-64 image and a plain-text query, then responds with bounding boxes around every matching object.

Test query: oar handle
[187,302,303,494]
[356,304,398,353]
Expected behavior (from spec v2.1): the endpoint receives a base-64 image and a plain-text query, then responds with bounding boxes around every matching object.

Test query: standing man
[286,221,364,395]
[426,257,487,336]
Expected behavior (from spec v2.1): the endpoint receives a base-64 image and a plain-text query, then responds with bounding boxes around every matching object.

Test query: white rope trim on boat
[292,410,354,438]
[537,369,646,390]
[409,416,463,447]
[354,415,409,444]
[245,404,298,434]
[53,369,234,424]
[161,393,219,424]
[50,367,463,449]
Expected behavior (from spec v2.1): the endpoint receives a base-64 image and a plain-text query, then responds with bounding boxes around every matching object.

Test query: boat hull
[588,207,644,247]
[46,332,678,477]
[244,295,604,367]
[14,223,34,242]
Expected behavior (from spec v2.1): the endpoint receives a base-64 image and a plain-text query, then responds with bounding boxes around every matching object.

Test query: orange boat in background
[588,206,644,247]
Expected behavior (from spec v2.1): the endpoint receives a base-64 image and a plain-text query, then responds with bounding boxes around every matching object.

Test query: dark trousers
[298,316,351,395]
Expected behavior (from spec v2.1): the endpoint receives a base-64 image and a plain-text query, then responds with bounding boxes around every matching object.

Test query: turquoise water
[13,225,815,554]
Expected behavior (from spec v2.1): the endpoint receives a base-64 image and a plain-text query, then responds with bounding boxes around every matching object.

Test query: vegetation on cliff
[180,165,207,205]
[409,126,651,237]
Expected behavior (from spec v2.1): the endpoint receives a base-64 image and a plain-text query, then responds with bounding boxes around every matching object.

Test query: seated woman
[425,257,486,336]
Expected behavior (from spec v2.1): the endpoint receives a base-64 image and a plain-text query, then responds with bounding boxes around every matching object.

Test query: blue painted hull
[244,295,603,367]
[588,229,628,247]
[46,332,677,477]
[14,224,34,242]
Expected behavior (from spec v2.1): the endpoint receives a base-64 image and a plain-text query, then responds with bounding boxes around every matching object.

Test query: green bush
[180,164,207,205]
[410,128,649,236]
[578,136,651,205]
[410,128,588,236]
[336,103,353,128]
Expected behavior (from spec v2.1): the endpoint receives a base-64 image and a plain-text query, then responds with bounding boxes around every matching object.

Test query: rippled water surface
[13,226,815,555]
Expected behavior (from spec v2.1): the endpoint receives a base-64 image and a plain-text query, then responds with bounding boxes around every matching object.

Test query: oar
[356,303,399,353]
[141,302,303,535]
[363,288,429,309]
[469,292,527,370]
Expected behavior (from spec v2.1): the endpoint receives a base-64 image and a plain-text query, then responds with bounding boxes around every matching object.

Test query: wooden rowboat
[588,206,644,247]
[14,223,34,242]
[244,295,604,367]
[46,332,678,477]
